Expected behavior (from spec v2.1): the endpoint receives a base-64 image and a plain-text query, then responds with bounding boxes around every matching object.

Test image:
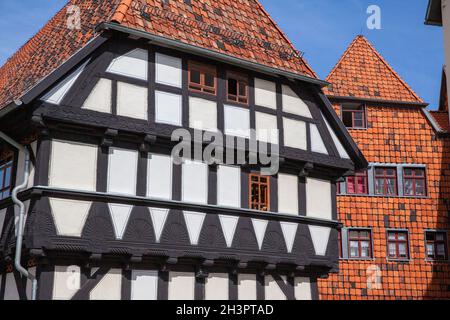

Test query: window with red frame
[341,104,366,129]
[403,168,427,197]
[387,231,409,260]
[426,231,448,261]
[346,170,368,195]
[188,61,217,95]
[249,174,270,212]
[374,167,397,196]
[227,72,248,105]
[348,229,372,259]
[0,159,13,200]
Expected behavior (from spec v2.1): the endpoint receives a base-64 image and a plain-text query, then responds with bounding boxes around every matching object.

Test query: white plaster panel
[278,174,299,215]
[252,219,268,250]
[283,118,307,150]
[82,78,112,113]
[42,60,89,105]
[282,84,312,118]
[53,266,81,300]
[265,275,286,300]
[310,124,328,154]
[280,222,298,253]
[238,274,257,300]
[90,268,122,300]
[205,273,229,300]
[4,273,19,300]
[217,165,241,208]
[149,208,169,242]
[255,78,277,109]
[15,141,36,189]
[117,82,148,120]
[107,48,148,81]
[168,272,195,300]
[147,153,173,200]
[155,91,182,126]
[295,277,312,300]
[108,204,133,240]
[224,105,250,138]
[255,112,278,144]
[309,226,331,256]
[50,199,91,237]
[182,160,208,204]
[131,270,158,300]
[108,148,138,196]
[49,140,97,191]
[219,215,239,248]
[155,52,182,88]
[322,114,350,159]
[306,178,332,220]
[183,211,206,245]
[189,97,217,132]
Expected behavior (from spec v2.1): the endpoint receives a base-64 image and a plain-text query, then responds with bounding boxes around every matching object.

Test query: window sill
[339,258,375,262]
[386,258,410,263]
[338,194,430,200]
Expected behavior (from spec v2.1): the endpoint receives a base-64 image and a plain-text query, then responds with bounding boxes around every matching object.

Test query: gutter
[96,22,330,88]
[0,132,37,300]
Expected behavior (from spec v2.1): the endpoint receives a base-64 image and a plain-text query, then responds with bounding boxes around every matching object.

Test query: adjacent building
[318,35,450,300]
[0,0,365,300]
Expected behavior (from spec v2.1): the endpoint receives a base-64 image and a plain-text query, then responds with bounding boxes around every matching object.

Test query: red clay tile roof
[324,35,424,104]
[0,0,317,110]
[429,111,450,133]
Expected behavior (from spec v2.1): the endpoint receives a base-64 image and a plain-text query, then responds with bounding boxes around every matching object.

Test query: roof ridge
[357,35,423,103]
[325,35,361,83]
[253,0,317,78]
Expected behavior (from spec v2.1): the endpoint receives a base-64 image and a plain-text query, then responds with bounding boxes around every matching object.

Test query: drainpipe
[0,132,37,300]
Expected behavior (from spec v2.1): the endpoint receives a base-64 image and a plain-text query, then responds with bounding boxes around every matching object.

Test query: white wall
[49,140,97,191]
[155,52,182,88]
[82,78,112,113]
[50,199,91,237]
[282,84,312,118]
[106,49,148,81]
[224,105,250,138]
[189,97,217,132]
[306,178,332,220]
[53,266,81,300]
[90,269,122,300]
[255,78,277,109]
[182,160,208,204]
[108,148,138,196]
[4,272,19,300]
[255,112,278,144]
[205,273,229,300]
[116,82,148,120]
[264,275,286,300]
[217,165,241,208]
[168,272,195,300]
[310,124,328,154]
[155,91,182,126]
[294,277,312,300]
[278,174,299,215]
[147,154,172,200]
[238,274,257,300]
[131,270,158,300]
[283,118,307,150]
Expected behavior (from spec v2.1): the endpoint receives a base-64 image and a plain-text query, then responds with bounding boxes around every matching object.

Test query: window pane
[239,82,247,96]
[190,70,201,84]
[427,244,435,257]
[387,178,396,195]
[4,166,11,188]
[415,169,424,177]
[375,179,384,194]
[228,78,238,96]
[404,179,413,196]
[404,169,413,176]
[342,112,353,128]
[349,241,359,258]
[399,244,407,256]
[388,233,397,240]
[361,241,370,257]
[205,73,215,87]
[437,244,446,258]
[386,169,396,176]
[349,231,359,238]
[347,177,355,194]
[426,233,435,241]
[415,180,425,196]
[436,233,445,241]
[398,233,407,241]
[388,243,397,256]
[356,176,367,194]
[0,169,3,188]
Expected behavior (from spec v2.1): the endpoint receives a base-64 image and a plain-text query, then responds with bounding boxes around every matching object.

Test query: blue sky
[0,0,444,108]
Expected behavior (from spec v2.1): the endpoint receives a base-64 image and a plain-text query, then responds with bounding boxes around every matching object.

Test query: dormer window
[249,174,270,211]
[341,104,366,129]
[0,158,13,200]
[227,71,248,105]
[188,61,217,95]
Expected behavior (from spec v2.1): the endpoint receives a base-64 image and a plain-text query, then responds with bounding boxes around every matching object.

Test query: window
[403,168,427,197]
[0,159,13,200]
[387,231,409,260]
[348,229,372,259]
[249,174,270,211]
[188,61,217,95]
[227,72,248,104]
[374,167,397,196]
[426,231,448,261]
[338,230,343,258]
[346,170,368,195]
[341,104,366,129]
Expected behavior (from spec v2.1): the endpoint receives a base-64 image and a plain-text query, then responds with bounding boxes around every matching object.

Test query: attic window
[227,71,248,105]
[0,158,13,200]
[188,61,217,95]
[341,104,366,129]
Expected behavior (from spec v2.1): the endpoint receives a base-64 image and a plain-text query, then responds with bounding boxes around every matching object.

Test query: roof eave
[425,0,443,26]
[326,95,429,108]
[97,22,330,88]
